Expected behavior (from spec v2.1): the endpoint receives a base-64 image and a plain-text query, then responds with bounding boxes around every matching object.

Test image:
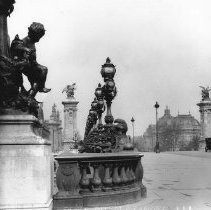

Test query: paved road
[119,151,211,210]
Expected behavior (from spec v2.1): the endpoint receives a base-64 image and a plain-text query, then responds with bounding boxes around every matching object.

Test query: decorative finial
[106,57,111,63]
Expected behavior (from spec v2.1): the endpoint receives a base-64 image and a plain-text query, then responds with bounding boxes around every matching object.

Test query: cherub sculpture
[17,22,51,97]
[2,22,51,98]
[62,83,76,98]
[199,86,211,101]
[0,22,51,116]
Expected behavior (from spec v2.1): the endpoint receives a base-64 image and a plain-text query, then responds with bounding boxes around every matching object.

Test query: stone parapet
[53,152,146,209]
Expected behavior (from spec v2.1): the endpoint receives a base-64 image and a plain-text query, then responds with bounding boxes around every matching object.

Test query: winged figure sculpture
[199,86,211,101]
[62,83,76,98]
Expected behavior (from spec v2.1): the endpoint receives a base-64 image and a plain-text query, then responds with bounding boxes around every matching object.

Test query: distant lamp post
[154,102,160,153]
[131,117,135,146]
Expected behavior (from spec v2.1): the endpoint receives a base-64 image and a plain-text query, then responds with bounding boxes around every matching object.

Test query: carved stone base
[53,186,143,209]
[0,114,52,209]
[53,194,83,209]
[53,152,146,209]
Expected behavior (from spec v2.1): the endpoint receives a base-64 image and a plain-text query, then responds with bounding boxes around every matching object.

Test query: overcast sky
[8,0,211,137]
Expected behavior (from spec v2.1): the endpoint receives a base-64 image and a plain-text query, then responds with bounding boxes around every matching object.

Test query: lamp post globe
[131,117,135,146]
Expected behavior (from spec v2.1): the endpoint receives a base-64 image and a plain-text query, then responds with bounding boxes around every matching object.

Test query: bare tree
[158,121,182,151]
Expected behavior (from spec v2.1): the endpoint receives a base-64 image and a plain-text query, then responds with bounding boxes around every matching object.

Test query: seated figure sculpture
[0,22,50,116]
[11,22,51,98]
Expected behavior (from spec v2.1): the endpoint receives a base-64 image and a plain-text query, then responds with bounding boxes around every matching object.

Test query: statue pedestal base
[0,114,52,209]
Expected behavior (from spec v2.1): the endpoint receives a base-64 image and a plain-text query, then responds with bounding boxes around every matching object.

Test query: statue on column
[62,83,76,99]
[199,86,211,101]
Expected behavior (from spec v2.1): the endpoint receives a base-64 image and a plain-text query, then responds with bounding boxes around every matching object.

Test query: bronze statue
[1,22,51,98]
[0,22,50,116]
[62,83,76,98]
[199,86,211,101]
[0,0,15,17]
[12,22,51,97]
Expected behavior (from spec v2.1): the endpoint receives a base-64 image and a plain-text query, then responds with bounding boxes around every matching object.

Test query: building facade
[142,107,201,151]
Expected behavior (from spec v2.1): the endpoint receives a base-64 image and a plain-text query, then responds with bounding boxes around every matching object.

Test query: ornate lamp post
[154,101,160,153]
[89,98,98,129]
[95,83,105,128]
[101,57,117,125]
[84,98,98,138]
[131,117,135,146]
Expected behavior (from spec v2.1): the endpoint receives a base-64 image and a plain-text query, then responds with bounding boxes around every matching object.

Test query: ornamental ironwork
[79,58,133,153]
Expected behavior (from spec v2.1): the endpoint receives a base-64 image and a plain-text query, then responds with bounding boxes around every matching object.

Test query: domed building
[142,107,201,151]
[158,106,173,126]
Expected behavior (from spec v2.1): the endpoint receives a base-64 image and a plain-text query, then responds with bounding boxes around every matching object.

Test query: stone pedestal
[197,99,211,150]
[0,114,52,209]
[62,97,79,150]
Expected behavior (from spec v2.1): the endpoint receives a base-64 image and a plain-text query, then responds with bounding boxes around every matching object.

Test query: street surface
[84,151,211,210]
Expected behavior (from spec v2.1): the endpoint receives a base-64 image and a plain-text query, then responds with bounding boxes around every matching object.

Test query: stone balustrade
[53,152,146,209]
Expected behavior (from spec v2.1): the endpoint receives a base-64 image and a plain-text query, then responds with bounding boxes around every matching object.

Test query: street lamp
[154,102,160,153]
[101,58,117,125]
[131,117,135,146]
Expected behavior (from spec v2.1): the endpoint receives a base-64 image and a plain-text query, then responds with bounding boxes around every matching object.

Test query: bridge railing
[53,152,146,208]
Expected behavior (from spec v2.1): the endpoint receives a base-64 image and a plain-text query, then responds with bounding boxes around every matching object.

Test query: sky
[7,0,211,137]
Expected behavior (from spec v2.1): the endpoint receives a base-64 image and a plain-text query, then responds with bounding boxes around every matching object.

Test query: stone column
[0,114,52,209]
[0,0,14,56]
[62,97,79,150]
[197,99,211,150]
